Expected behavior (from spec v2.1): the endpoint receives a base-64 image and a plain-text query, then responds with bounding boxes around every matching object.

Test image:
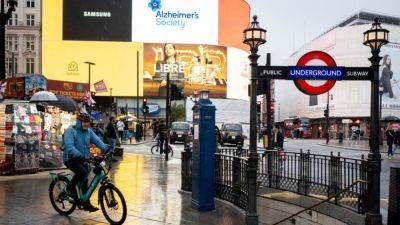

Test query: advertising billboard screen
[227,47,250,100]
[380,43,400,117]
[63,0,132,41]
[132,0,218,44]
[143,43,227,98]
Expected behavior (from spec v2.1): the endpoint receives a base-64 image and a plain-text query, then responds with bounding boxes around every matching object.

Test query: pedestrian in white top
[117,119,125,141]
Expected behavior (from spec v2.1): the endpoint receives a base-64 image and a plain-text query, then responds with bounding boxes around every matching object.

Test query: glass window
[7,16,12,26]
[26,14,35,26]
[26,0,35,8]
[26,58,35,74]
[171,123,190,130]
[6,57,18,77]
[223,124,242,131]
[25,35,35,51]
[6,14,18,26]
[14,14,18,25]
[5,35,18,52]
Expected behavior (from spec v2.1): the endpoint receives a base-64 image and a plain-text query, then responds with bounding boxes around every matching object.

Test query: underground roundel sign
[293,51,337,95]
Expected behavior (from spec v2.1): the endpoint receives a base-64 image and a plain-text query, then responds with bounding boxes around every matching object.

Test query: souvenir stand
[0,101,41,174]
[40,106,76,169]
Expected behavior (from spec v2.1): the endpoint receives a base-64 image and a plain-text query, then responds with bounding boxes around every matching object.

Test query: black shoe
[65,187,78,203]
[83,202,99,212]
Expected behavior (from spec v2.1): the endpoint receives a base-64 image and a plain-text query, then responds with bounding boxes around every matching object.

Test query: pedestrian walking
[386,123,395,158]
[135,122,142,142]
[106,117,118,152]
[91,121,104,141]
[117,118,125,142]
[394,126,400,154]
[274,125,285,161]
[349,128,353,140]
[123,119,129,141]
[276,126,284,150]
[338,129,344,144]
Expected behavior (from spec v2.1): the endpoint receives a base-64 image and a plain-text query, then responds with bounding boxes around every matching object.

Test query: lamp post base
[365,212,382,225]
[246,213,258,225]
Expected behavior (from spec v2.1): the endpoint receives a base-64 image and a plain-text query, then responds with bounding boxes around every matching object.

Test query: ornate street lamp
[363,17,389,225]
[0,0,18,80]
[243,16,266,51]
[243,15,266,225]
[363,18,389,53]
[199,90,209,101]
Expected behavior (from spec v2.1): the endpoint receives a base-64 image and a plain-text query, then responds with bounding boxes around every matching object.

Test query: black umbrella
[53,95,78,112]
[381,116,400,122]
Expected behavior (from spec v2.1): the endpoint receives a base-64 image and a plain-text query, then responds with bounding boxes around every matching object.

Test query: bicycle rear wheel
[99,184,127,225]
[49,176,76,216]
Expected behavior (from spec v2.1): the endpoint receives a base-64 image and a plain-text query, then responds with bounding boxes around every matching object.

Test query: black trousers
[64,160,89,200]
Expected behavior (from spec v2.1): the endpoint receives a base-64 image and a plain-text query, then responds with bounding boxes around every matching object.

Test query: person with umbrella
[106,117,118,152]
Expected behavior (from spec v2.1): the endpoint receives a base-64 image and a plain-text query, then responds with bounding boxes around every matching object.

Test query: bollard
[387,167,400,225]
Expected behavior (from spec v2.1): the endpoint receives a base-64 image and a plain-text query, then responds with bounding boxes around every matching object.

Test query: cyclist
[158,120,167,155]
[62,113,110,212]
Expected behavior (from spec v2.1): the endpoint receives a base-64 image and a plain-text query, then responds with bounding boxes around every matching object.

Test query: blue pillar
[191,98,216,211]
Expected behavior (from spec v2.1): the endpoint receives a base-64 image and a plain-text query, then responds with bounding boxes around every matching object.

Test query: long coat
[386,129,396,146]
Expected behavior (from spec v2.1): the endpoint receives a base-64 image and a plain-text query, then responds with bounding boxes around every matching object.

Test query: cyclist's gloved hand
[74,154,85,162]
[107,146,114,154]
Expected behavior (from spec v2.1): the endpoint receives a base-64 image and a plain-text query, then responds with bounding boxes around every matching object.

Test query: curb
[122,140,154,146]
[0,169,69,182]
[317,143,400,155]
[178,189,246,217]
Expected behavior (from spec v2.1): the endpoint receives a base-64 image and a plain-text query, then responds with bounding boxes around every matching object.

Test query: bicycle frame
[77,169,105,203]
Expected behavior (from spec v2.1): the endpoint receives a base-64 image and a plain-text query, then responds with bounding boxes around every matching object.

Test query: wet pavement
[0,151,245,225]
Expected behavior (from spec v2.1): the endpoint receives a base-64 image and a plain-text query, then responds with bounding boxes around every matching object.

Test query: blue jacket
[62,121,108,162]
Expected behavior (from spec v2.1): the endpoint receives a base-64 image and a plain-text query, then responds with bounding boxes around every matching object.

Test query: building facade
[5,0,41,78]
[275,11,400,139]
[41,0,251,119]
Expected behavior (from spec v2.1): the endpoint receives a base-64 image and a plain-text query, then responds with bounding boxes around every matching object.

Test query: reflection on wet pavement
[0,153,245,225]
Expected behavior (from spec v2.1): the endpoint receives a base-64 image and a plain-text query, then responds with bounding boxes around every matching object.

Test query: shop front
[0,76,89,174]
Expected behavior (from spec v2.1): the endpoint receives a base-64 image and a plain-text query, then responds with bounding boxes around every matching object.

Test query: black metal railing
[272,179,368,225]
[181,146,367,214]
[259,149,367,213]
[215,149,249,211]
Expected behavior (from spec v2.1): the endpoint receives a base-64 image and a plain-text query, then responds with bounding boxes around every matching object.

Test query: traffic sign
[257,66,372,80]
[294,51,337,95]
[256,51,373,95]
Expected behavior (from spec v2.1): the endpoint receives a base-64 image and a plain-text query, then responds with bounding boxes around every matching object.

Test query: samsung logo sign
[83,11,111,18]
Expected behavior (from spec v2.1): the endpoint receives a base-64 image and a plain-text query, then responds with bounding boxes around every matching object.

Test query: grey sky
[246,0,400,65]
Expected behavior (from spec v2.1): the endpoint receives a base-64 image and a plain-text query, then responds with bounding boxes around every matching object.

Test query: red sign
[294,51,337,95]
[47,80,89,100]
[3,77,25,99]
[93,80,108,93]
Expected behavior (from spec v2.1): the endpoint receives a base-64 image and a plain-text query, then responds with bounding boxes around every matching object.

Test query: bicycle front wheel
[99,184,127,225]
[151,145,158,154]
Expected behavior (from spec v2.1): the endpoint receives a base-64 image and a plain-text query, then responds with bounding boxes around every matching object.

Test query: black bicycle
[151,140,173,157]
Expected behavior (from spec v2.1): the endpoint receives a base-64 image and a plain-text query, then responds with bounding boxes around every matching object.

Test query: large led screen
[380,43,400,116]
[143,43,227,98]
[132,0,218,44]
[63,0,132,41]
